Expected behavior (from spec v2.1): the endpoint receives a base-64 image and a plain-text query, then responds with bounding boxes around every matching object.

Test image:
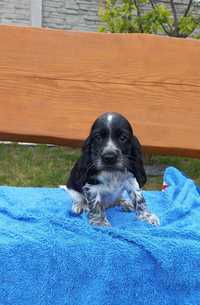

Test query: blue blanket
[0,167,199,305]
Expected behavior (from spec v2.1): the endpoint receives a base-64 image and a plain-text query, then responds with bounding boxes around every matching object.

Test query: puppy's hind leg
[66,188,87,215]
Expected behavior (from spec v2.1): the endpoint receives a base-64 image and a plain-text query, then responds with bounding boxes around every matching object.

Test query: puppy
[67,112,160,227]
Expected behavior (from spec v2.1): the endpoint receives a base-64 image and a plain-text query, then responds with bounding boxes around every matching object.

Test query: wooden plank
[0,25,200,157]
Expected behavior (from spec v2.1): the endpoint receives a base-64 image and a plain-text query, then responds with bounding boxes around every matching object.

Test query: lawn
[0,143,199,190]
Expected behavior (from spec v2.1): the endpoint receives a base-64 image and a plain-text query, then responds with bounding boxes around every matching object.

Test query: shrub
[99,0,200,38]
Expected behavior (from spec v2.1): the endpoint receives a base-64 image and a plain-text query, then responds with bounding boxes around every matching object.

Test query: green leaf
[179,16,198,36]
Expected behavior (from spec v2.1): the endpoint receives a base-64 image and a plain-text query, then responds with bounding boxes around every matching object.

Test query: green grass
[0,143,199,190]
[0,143,80,187]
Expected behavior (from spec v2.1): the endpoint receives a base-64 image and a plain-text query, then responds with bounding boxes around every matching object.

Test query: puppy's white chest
[97,171,126,189]
[96,171,135,206]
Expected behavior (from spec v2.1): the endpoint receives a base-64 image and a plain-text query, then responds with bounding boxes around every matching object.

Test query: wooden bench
[0,25,200,158]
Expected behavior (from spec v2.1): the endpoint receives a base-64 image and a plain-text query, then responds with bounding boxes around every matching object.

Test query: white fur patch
[103,138,118,154]
[91,170,137,207]
[60,186,86,213]
[107,114,113,123]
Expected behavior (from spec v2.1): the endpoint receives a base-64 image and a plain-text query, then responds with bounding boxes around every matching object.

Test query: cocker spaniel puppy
[67,112,160,227]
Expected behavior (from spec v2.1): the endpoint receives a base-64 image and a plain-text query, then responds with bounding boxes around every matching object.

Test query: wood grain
[0,25,200,157]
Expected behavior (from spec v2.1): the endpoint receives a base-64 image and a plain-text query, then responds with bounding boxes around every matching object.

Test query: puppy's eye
[95,134,102,142]
[119,134,128,142]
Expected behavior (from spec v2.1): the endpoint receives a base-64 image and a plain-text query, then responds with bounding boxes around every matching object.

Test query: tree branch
[148,0,172,35]
[184,0,193,17]
[169,0,179,36]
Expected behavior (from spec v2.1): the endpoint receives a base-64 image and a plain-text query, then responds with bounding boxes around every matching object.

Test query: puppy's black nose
[102,151,118,165]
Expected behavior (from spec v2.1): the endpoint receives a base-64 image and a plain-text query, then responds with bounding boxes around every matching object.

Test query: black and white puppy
[67,112,160,227]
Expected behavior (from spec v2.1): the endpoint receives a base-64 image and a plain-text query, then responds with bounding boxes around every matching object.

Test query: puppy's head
[82,112,146,187]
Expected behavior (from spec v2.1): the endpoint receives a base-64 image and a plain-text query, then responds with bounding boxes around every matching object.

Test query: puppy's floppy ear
[67,137,91,193]
[129,135,147,188]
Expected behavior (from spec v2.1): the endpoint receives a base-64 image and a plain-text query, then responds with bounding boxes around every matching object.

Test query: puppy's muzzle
[101,151,118,166]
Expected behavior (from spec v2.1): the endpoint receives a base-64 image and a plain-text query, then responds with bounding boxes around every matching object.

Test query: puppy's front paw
[89,217,111,227]
[138,212,160,226]
[119,199,134,212]
[147,214,160,226]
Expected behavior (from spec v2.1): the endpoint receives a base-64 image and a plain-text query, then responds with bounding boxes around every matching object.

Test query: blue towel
[0,167,199,305]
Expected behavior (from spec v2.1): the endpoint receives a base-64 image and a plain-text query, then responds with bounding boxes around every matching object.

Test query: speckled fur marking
[82,170,160,226]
